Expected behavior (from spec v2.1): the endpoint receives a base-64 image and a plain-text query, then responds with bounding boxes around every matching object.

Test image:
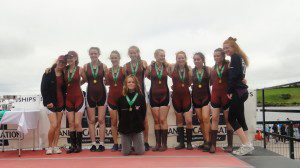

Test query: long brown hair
[51,60,58,69]
[122,75,143,96]
[67,51,79,66]
[194,52,206,75]
[223,37,249,67]
[175,51,189,80]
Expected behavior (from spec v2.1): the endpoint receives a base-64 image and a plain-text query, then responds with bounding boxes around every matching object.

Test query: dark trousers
[228,90,249,131]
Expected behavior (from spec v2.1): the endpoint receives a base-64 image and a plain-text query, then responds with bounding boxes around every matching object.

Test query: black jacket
[117,92,146,134]
[228,53,248,94]
[40,67,66,107]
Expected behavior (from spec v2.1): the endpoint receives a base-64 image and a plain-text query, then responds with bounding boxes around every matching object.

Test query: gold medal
[93,80,97,84]
[129,107,132,111]
[159,80,162,85]
[198,84,202,88]
[219,79,222,83]
[114,83,117,86]
[182,83,185,87]
[68,83,70,87]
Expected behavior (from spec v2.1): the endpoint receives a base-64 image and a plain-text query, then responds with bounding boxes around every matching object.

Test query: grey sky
[0,0,299,94]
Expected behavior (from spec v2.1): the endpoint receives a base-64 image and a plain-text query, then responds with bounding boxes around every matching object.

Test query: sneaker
[233,144,246,155]
[144,142,150,151]
[97,145,105,152]
[90,145,97,152]
[111,144,119,152]
[53,147,62,154]
[46,147,53,155]
[118,144,122,151]
[233,144,254,156]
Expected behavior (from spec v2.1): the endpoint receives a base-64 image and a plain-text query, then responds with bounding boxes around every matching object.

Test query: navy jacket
[227,53,248,94]
[117,92,146,134]
[40,67,66,107]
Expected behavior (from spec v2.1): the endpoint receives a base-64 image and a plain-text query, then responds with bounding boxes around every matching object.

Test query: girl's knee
[211,117,219,124]
[55,123,61,130]
[153,118,160,125]
[74,121,82,129]
[202,115,210,123]
[89,118,96,125]
[111,120,118,127]
[159,118,166,125]
[50,122,57,130]
[68,121,75,128]
[185,119,192,126]
[98,118,105,125]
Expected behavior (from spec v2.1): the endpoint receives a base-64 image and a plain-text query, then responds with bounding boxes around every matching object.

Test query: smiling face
[155,50,166,63]
[126,77,136,90]
[57,60,66,70]
[193,54,203,67]
[176,53,186,66]
[128,48,139,61]
[110,53,120,67]
[223,43,235,56]
[89,48,100,62]
[66,55,77,66]
[213,51,224,64]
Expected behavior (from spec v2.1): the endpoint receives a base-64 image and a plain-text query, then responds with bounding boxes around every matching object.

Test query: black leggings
[228,89,249,131]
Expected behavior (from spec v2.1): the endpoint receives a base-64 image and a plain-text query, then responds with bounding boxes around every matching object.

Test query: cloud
[0,37,34,59]
[0,0,299,94]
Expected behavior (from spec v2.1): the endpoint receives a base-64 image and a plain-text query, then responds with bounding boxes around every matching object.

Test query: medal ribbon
[216,65,224,79]
[178,69,185,83]
[68,66,77,83]
[112,66,120,85]
[130,62,139,76]
[126,93,139,110]
[90,63,99,79]
[155,63,163,80]
[196,68,204,83]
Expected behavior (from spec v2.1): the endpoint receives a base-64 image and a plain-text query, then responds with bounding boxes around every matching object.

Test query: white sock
[99,142,104,146]
[92,142,96,145]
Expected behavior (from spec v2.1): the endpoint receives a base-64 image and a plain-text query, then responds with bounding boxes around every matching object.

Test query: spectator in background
[277,119,282,130]
[280,124,287,143]
[272,124,279,143]
[293,124,299,139]
[265,126,270,142]
[255,130,263,141]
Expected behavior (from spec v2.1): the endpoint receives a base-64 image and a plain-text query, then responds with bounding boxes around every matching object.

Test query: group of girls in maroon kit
[41,37,254,156]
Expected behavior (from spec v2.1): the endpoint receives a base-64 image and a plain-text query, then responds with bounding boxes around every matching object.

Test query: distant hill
[257,87,300,107]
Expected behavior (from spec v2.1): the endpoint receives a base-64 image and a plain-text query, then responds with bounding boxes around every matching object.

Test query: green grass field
[257,87,300,106]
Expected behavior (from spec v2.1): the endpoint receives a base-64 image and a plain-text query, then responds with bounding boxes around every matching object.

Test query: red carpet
[0,148,253,168]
